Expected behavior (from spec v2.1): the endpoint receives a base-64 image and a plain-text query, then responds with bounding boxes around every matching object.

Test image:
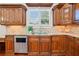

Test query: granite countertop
[27,27,79,37]
[52,32,79,38]
[27,32,79,38]
[0,25,79,38]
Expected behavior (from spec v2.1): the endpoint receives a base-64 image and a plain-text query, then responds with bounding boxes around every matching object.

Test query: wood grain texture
[26,3,53,7]
[28,36,51,56]
[51,35,66,56]
[39,36,51,56]
[5,35,14,56]
[28,36,39,52]
[53,8,62,25]
[0,5,26,25]
[65,36,75,56]
[53,3,73,25]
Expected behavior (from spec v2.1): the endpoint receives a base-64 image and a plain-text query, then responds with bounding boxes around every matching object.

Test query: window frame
[27,7,53,27]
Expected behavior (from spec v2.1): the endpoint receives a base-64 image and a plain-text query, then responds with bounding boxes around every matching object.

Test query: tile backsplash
[54,25,79,34]
[0,25,79,36]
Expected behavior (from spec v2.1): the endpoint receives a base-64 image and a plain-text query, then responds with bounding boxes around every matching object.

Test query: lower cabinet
[65,36,75,56]
[74,38,79,56]
[4,35,79,56]
[39,36,51,56]
[51,35,67,56]
[5,36,14,56]
[51,35,79,56]
[28,36,51,56]
[28,36,39,56]
[28,35,76,56]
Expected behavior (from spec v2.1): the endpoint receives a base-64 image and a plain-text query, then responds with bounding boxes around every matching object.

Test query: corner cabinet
[0,5,26,25]
[53,3,73,25]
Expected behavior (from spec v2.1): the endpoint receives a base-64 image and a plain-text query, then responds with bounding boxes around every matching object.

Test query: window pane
[28,9,40,25]
[40,11,49,24]
[29,10,39,18]
[29,18,39,25]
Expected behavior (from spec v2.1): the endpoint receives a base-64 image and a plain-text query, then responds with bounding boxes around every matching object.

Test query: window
[27,7,52,27]
[75,10,79,21]
[27,7,52,35]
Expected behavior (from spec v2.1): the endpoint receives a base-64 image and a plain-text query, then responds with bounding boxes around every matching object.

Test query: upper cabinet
[53,7,62,25]
[0,4,26,25]
[53,3,73,25]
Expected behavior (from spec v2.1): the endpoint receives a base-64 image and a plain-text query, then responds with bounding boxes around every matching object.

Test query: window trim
[27,7,53,27]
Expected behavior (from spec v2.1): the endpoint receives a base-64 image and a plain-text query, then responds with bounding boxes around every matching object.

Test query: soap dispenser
[28,26,33,34]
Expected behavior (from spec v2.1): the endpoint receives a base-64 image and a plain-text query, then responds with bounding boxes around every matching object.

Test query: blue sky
[29,10,39,18]
[76,10,79,20]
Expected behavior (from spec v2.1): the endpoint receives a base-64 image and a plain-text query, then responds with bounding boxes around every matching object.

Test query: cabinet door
[51,35,66,56]
[60,4,73,25]
[14,8,23,25]
[0,8,14,25]
[40,36,51,56]
[74,38,79,56]
[5,36,14,56]
[54,4,73,25]
[65,36,75,56]
[6,8,24,25]
[0,8,7,24]
[53,8,62,25]
[28,36,39,56]
[0,7,26,25]
[8,8,15,24]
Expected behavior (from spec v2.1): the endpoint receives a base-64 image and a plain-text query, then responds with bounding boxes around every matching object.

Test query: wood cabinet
[0,5,26,25]
[53,8,62,25]
[5,35,14,56]
[39,36,51,56]
[28,36,51,56]
[29,35,76,56]
[51,35,67,56]
[28,36,39,56]
[65,36,75,56]
[74,37,79,56]
[61,4,73,25]
[28,35,77,56]
[53,3,73,25]
[3,35,79,56]
[51,35,78,56]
